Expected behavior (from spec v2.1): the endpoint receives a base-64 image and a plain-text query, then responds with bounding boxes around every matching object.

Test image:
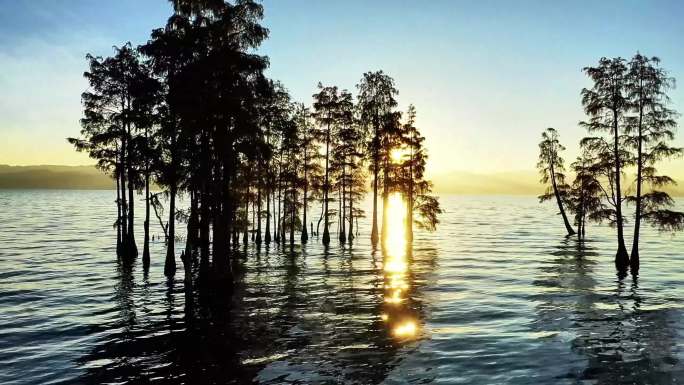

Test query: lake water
[1,190,684,384]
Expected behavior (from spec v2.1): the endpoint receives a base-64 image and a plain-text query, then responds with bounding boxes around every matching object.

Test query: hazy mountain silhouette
[0,165,115,189]
[430,169,684,196]
[3,165,682,196]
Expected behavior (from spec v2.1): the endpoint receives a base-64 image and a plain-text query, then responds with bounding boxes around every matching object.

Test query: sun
[390,147,408,163]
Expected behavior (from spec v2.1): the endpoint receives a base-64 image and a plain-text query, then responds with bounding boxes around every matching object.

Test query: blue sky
[2,0,684,175]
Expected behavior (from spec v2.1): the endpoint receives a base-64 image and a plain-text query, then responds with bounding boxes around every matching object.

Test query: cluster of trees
[70,0,441,283]
[538,53,684,276]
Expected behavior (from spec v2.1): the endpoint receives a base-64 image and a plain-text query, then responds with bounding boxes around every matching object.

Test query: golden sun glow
[393,320,417,337]
[381,192,418,340]
[390,147,409,163]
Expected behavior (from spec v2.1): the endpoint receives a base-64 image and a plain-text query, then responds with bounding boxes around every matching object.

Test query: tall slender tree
[357,71,398,246]
[71,43,150,259]
[625,53,684,274]
[580,57,631,271]
[312,83,341,246]
[537,128,575,236]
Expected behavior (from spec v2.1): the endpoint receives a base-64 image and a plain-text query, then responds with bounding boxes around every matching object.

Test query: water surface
[1,190,684,384]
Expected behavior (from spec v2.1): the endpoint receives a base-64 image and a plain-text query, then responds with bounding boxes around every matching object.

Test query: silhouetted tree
[625,53,684,274]
[568,148,604,239]
[72,43,151,259]
[357,71,398,246]
[580,57,631,271]
[537,128,575,236]
[330,90,356,243]
[312,83,342,246]
[293,104,321,244]
[395,105,441,235]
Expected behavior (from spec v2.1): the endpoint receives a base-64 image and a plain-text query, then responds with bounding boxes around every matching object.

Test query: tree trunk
[339,167,346,243]
[348,184,354,244]
[164,185,177,277]
[630,102,644,275]
[185,189,198,258]
[243,198,249,245]
[126,124,138,257]
[576,189,584,240]
[265,188,271,244]
[407,146,414,243]
[322,120,331,246]
[381,157,389,243]
[550,162,575,236]
[143,164,150,269]
[116,166,123,258]
[120,138,129,257]
[290,180,295,246]
[371,123,379,246]
[276,160,282,243]
[272,186,277,242]
[256,169,262,245]
[301,157,308,243]
[613,109,629,271]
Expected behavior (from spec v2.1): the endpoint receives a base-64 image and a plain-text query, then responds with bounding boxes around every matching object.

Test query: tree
[537,128,575,236]
[568,148,604,239]
[141,15,196,277]
[625,53,684,273]
[580,57,631,271]
[294,104,321,243]
[330,90,356,243]
[71,43,150,259]
[312,83,341,246]
[357,71,398,246]
[395,105,441,236]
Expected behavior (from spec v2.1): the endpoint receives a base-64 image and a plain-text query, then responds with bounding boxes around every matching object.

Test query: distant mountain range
[1,165,683,196]
[430,170,541,195]
[0,165,115,189]
[430,170,684,197]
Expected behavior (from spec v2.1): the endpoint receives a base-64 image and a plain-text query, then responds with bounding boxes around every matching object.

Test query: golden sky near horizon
[2,1,684,179]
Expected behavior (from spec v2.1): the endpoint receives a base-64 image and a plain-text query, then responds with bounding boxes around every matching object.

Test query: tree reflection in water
[533,238,684,384]
[77,193,437,384]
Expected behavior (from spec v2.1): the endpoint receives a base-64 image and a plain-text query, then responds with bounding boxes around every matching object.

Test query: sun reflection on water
[381,192,419,340]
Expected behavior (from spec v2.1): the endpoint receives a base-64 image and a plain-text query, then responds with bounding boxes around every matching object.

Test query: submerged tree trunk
[199,187,210,265]
[613,109,629,272]
[185,189,198,258]
[165,185,177,277]
[143,125,151,269]
[371,125,379,246]
[301,157,309,243]
[256,170,262,245]
[116,167,123,258]
[348,189,354,244]
[316,202,323,237]
[550,162,575,236]
[576,190,585,241]
[407,146,414,243]
[381,158,389,243]
[630,102,644,275]
[120,138,129,257]
[290,179,295,246]
[276,159,282,243]
[199,132,210,265]
[143,163,151,270]
[265,188,271,244]
[126,124,138,257]
[322,120,331,246]
[339,167,346,243]
[270,189,276,242]
[243,198,249,245]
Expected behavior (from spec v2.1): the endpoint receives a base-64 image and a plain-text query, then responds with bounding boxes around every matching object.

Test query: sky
[2,0,684,177]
